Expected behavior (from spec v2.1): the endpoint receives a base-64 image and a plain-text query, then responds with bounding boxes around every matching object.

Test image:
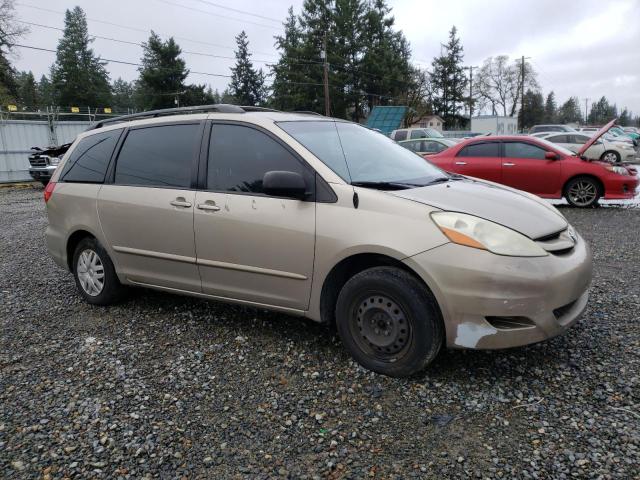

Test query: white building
[471,115,518,135]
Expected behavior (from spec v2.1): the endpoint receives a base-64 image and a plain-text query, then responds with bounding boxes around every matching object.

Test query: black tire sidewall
[564,176,601,208]
[72,237,123,305]
[336,267,443,377]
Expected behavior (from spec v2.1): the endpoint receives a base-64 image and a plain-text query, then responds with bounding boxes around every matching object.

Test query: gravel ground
[1,184,638,479]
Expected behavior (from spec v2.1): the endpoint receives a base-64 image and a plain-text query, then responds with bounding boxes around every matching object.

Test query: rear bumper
[403,233,592,350]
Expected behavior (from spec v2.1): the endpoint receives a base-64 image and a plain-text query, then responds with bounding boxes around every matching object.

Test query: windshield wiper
[351,181,419,190]
[424,176,451,185]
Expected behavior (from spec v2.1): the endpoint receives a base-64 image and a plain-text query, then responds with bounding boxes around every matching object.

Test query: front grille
[553,300,577,320]
[28,155,47,167]
[485,316,536,330]
[535,228,576,255]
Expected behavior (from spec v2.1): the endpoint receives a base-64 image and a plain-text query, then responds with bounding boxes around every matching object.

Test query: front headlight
[48,156,61,166]
[605,165,629,176]
[431,212,548,257]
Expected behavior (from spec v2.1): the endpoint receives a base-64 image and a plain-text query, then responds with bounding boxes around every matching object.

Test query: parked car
[28,143,71,185]
[610,126,639,146]
[389,127,446,141]
[528,124,577,134]
[398,138,457,155]
[622,127,639,135]
[45,104,593,377]
[429,120,638,208]
[537,132,636,163]
[577,126,637,147]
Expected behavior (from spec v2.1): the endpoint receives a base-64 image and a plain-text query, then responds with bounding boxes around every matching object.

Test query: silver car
[45,105,592,377]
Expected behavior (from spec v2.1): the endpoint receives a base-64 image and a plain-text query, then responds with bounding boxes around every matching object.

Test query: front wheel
[600,150,620,163]
[564,176,601,208]
[72,237,125,305]
[335,266,443,377]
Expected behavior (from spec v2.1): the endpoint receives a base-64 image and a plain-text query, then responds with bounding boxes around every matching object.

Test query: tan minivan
[45,105,592,377]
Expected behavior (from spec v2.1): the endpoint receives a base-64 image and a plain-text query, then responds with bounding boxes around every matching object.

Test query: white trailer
[471,116,518,135]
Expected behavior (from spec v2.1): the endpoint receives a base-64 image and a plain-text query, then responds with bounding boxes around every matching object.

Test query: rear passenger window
[457,142,500,157]
[60,130,121,183]
[504,142,546,159]
[208,124,310,194]
[114,124,200,188]
[548,135,568,143]
[410,130,427,139]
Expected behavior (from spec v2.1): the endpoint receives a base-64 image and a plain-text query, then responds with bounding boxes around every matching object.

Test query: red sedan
[428,120,638,207]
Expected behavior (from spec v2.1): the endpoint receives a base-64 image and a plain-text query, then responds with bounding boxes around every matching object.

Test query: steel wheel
[76,249,105,296]
[567,180,598,207]
[350,293,412,361]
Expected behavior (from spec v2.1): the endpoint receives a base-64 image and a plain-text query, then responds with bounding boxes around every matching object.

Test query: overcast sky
[10,0,640,116]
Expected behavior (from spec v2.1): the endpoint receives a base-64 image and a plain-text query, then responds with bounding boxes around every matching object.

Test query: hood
[578,119,616,156]
[391,178,567,239]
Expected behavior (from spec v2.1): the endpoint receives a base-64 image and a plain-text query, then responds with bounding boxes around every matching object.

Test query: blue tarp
[365,106,408,135]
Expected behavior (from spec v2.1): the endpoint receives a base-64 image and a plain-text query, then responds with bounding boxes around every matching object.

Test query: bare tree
[475,55,538,117]
[0,0,28,54]
[402,66,434,127]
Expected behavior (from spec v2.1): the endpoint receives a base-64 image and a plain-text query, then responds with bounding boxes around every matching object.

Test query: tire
[72,237,125,305]
[564,176,601,208]
[600,150,620,163]
[335,266,443,377]
[40,180,49,186]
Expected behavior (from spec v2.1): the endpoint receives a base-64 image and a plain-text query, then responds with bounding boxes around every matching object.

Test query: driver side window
[207,124,312,194]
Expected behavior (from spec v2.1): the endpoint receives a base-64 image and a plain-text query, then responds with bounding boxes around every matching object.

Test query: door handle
[197,202,221,212]
[455,161,467,165]
[503,162,516,166]
[170,198,192,208]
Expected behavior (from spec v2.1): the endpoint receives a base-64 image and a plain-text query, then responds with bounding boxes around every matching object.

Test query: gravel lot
[1,184,638,479]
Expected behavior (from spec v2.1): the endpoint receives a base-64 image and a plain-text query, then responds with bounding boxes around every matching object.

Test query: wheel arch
[66,229,96,271]
[562,174,605,198]
[319,252,442,327]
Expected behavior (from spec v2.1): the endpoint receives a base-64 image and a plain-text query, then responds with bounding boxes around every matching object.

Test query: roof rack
[292,110,324,116]
[87,104,280,130]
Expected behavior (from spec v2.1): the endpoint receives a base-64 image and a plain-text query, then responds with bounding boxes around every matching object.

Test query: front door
[501,141,562,196]
[194,123,316,310]
[98,122,203,292]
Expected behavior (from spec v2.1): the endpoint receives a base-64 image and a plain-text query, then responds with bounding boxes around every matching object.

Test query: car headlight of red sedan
[606,165,630,176]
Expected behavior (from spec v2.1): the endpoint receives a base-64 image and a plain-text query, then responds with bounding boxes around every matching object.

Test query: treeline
[1,0,639,128]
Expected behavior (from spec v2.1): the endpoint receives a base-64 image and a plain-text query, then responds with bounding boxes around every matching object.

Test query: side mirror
[263,170,307,200]
[544,151,559,160]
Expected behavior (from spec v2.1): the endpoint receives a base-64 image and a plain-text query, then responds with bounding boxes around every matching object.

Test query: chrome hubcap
[603,152,618,163]
[354,295,410,357]
[568,181,597,207]
[77,249,104,296]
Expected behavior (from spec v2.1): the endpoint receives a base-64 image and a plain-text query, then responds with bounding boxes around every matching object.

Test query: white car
[538,132,636,163]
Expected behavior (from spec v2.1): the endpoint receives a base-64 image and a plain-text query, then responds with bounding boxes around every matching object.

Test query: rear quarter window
[59,129,122,183]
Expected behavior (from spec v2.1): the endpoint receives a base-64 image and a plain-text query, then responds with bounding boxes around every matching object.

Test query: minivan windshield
[278,121,448,188]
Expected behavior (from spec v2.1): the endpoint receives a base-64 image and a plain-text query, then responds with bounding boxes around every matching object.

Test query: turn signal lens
[44,181,56,203]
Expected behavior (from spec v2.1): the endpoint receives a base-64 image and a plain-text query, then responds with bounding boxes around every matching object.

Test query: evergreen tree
[15,71,38,107]
[557,97,582,124]
[111,77,136,112]
[619,108,630,126]
[430,26,467,128]
[181,84,216,106]
[229,31,266,106]
[587,96,617,125]
[137,31,188,110]
[270,7,307,111]
[544,91,556,123]
[360,0,412,116]
[37,75,54,106]
[50,6,111,107]
[518,89,544,129]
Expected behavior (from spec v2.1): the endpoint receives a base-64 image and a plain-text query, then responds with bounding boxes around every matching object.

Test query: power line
[15,2,279,57]
[12,43,232,77]
[186,0,282,24]
[154,0,283,31]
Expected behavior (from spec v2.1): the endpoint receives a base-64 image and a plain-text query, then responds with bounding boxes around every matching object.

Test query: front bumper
[403,233,592,349]
[603,173,639,200]
[29,165,57,180]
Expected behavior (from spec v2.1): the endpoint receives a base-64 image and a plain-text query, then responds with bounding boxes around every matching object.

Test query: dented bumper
[403,233,592,350]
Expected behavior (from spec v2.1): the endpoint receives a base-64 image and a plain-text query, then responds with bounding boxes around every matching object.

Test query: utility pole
[583,97,590,124]
[466,66,477,119]
[322,33,330,116]
[520,56,531,131]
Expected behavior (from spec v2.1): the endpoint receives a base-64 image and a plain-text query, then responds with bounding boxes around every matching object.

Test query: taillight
[44,181,56,203]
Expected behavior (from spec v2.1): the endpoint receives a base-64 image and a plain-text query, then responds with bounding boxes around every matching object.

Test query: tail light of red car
[44,181,56,203]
